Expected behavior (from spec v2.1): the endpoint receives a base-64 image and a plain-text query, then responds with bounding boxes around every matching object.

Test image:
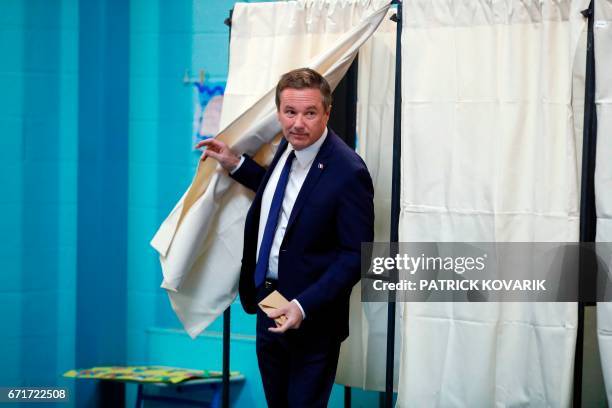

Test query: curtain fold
[396,1,588,406]
[150,0,391,338]
[335,7,401,391]
[595,0,612,402]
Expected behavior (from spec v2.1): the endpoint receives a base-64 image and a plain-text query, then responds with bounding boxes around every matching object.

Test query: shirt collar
[289,127,328,168]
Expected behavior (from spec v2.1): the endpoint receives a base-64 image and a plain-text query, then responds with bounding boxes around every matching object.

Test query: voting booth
[152,0,612,406]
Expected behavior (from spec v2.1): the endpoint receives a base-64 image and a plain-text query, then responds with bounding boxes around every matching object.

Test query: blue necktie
[254,150,296,288]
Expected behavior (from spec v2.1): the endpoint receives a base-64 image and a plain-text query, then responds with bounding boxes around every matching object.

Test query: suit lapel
[284,132,337,236]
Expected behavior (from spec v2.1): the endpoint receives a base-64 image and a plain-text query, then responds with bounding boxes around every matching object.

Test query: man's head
[275,68,332,151]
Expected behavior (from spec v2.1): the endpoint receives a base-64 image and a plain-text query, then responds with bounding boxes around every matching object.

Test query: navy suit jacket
[231,129,374,341]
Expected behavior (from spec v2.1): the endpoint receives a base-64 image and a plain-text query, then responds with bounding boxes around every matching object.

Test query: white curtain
[336,8,401,391]
[595,0,612,402]
[151,0,391,338]
[397,1,588,406]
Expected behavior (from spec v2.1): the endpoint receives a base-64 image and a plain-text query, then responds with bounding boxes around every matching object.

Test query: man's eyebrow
[282,105,319,110]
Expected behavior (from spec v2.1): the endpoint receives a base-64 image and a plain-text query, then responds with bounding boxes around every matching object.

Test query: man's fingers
[266,307,287,319]
[267,307,290,332]
[268,317,292,333]
[267,305,302,333]
[266,310,281,319]
[196,138,219,147]
[202,149,222,160]
[195,139,212,149]
[196,138,228,154]
[196,139,240,171]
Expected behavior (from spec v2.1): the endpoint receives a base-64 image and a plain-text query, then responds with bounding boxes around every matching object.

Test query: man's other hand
[196,138,240,171]
[267,301,303,333]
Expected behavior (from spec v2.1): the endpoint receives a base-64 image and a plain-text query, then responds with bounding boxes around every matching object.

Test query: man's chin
[288,136,309,149]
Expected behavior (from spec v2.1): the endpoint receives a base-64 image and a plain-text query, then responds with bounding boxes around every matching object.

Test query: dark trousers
[256,284,341,408]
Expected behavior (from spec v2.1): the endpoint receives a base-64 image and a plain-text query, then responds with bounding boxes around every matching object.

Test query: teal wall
[127,0,265,405]
[0,0,382,406]
[0,0,79,405]
[75,0,129,405]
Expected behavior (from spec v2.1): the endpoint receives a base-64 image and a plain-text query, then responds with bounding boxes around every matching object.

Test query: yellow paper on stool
[258,290,289,326]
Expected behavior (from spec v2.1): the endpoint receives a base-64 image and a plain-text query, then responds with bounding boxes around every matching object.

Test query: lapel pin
[318,163,324,169]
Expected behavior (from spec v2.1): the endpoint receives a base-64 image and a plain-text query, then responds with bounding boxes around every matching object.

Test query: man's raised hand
[196,138,241,172]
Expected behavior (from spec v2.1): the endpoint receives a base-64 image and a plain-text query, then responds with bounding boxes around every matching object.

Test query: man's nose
[293,114,305,128]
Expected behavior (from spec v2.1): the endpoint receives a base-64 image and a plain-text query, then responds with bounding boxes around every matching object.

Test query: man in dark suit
[198,68,374,407]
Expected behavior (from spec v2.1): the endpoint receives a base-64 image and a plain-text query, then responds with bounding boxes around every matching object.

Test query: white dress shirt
[231,128,328,319]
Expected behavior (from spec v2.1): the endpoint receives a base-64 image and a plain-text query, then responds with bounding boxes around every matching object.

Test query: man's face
[277,87,330,151]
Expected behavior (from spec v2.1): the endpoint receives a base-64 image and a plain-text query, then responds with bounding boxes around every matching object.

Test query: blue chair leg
[210,384,221,408]
[135,384,143,408]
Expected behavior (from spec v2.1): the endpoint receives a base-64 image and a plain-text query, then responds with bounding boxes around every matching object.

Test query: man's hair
[275,68,332,112]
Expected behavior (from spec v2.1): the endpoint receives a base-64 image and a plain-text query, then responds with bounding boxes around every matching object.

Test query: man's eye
[306,112,316,118]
